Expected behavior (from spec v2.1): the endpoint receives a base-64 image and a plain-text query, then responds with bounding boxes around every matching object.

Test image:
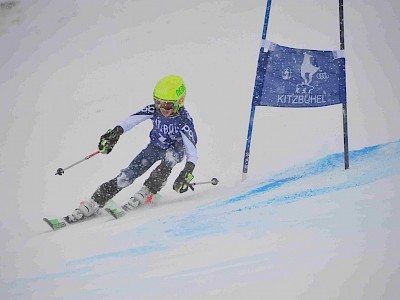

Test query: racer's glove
[98,126,124,154]
[173,162,195,193]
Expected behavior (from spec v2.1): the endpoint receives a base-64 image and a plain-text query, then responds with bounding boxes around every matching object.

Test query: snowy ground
[1,0,399,299]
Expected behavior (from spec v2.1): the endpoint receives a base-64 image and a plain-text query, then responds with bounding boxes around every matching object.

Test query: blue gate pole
[339,0,350,169]
[242,0,273,181]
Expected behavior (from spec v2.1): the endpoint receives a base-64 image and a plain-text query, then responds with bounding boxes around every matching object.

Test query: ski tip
[43,217,55,230]
[105,207,126,219]
[43,217,52,226]
[43,217,67,231]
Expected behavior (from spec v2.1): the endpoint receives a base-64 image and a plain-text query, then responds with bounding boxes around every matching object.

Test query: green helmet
[153,75,186,113]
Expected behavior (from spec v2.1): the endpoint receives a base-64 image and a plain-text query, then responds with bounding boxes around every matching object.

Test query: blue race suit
[115,104,198,190]
[90,104,198,207]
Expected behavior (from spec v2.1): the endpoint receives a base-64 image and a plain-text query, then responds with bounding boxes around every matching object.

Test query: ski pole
[55,151,101,175]
[189,177,219,190]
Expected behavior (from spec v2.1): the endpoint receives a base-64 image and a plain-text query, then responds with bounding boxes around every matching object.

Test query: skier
[66,74,198,222]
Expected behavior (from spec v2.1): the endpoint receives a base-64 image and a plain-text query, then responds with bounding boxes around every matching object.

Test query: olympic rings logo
[316,72,329,80]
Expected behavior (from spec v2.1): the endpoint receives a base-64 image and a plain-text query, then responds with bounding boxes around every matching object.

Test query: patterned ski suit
[91,104,198,206]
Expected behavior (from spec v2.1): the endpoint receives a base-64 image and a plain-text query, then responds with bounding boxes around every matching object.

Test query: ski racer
[67,74,198,222]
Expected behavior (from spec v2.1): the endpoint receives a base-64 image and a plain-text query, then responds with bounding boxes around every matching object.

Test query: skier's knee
[164,150,182,168]
[117,169,135,188]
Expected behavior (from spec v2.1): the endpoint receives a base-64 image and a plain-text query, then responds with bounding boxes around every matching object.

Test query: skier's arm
[179,110,198,164]
[99,105,154,154]
[173,127,198,193]
[116,105,154,132]
[181,131,198,164]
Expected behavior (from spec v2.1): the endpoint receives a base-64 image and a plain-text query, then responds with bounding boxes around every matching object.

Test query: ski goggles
[154,97,176,111]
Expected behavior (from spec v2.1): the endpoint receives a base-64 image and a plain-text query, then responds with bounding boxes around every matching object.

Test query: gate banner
[254,41,346,108]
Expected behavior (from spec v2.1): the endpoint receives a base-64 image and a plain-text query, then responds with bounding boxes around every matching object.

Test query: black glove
[173,162,195,193]
[98,126,124,154]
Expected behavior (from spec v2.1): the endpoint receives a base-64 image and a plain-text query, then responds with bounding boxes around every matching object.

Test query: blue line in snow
[222,141,399,207]
[4,141,398,296]
[167,140,400,237]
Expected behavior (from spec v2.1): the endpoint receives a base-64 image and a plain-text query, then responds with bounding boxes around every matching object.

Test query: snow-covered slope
[1,0,399,299]
[3,140,400,299]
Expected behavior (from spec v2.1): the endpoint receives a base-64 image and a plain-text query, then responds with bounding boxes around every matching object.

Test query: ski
[105,194,156,220]
[105,200,142,219]
[105,179,218,220]
[43,199,120,231]
[43,217,68,231]
[43,214,97,231]
[104,207,127,219]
